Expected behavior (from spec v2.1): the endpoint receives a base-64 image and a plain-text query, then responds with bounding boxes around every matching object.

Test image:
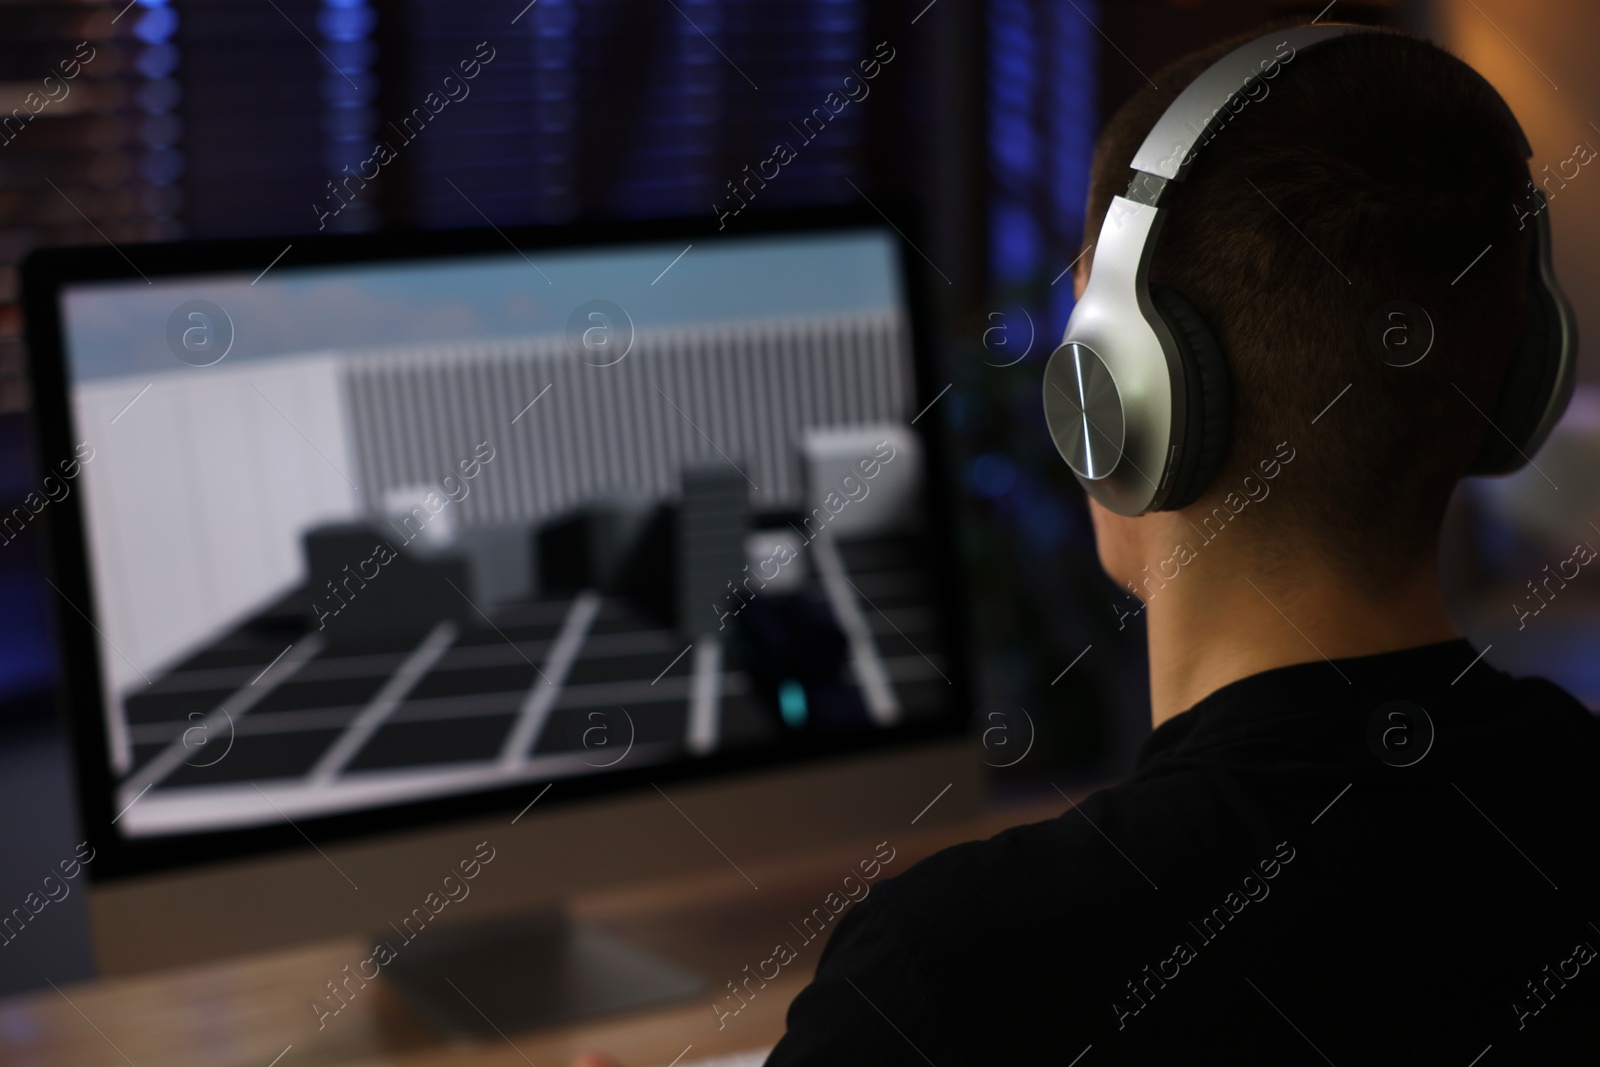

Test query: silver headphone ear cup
[1043,340,1127,485]
[1148,285,1231,511]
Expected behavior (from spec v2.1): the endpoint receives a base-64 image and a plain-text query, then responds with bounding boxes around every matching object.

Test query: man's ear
[1073,247,1091,300]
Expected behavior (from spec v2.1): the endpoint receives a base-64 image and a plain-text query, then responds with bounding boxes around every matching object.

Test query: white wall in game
[73,352,359,766]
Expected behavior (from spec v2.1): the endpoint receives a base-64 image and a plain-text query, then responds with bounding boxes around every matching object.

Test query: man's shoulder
[797,782,1218,1052]
[1501,671,1598,729]
[852,780,1201,945]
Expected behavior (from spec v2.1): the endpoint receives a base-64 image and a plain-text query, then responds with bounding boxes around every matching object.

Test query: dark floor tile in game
[156,728,346,787]
[564,652,688,686]
[536,701,688,755]
[838,536,921,572]
[451,623,561,647]
[167,640,302,674]
[408,663,539,699]
[893,678,951,720]
[252,674,392,713]
[319,626,440,658]
[344,713,515,770]
[125,687,239,724]
[867,630,940,666]
[718,695,784,747]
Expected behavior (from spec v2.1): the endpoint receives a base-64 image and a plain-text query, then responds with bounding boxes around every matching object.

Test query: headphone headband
[1129,24,1371,183]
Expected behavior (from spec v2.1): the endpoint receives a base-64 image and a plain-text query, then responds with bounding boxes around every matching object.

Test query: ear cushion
[1470,274,1557,475]
[1149,283,1232,510]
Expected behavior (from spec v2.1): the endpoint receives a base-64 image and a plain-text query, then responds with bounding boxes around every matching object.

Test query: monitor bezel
[21,205,976,882]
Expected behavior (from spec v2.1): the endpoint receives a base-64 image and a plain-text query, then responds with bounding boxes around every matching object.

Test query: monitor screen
[42,220,963,847]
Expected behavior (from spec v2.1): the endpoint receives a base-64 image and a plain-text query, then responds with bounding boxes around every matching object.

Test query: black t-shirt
[765,640,1600,1064]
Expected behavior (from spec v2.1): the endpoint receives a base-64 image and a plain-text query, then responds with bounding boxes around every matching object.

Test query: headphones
[1042,22,1578,516]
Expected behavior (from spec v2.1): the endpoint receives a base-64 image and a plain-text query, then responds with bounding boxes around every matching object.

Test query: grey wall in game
[339,310,912,524]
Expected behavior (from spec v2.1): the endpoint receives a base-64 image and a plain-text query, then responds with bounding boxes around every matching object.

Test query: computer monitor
[22,208,981,1022]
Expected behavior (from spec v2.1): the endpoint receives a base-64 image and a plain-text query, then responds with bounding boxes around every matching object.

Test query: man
[579,22,1600,1065]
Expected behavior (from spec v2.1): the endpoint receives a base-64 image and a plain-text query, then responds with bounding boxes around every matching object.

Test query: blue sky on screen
[61,230,901,383]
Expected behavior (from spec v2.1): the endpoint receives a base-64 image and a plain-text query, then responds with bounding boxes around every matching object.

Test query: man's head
[1077,25,1535,596]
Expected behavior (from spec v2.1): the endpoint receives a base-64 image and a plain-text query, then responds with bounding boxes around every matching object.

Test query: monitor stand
[380,906,704,1038]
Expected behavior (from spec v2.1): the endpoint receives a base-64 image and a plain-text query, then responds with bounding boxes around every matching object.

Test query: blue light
[778,679,808,728]
[986,0,1094,289]
[134,43,179,79]
[317,0,377,231]
[318,4,375,41]
[133,6,177,44]
[991,200,1040,286]
[1020,487,1070,548]
[946,390,967,430]
[969,451,1019,498]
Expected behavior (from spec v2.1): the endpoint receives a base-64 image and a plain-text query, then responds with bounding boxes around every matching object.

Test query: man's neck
[1142,552,1461,729]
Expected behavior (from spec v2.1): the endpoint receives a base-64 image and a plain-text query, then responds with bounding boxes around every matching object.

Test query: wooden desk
[0,794,1074,1067]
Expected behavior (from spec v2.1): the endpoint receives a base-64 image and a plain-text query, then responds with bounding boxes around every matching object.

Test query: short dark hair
[1085,25,1534,585]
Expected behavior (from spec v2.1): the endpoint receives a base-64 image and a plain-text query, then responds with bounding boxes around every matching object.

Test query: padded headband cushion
[1149,284,1232,509]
